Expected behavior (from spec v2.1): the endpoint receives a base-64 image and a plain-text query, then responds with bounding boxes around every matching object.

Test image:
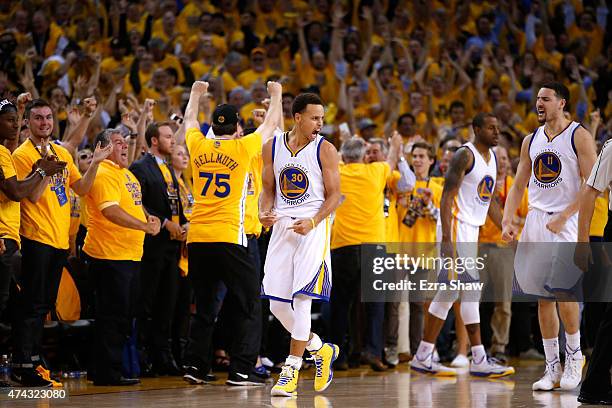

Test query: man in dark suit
[130,122,187,376]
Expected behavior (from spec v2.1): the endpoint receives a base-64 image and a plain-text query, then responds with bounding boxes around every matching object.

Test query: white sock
[565,331,582,359]
[542,337,560,366]
[471,345,486,364]
[306,332,323,352]
[416,341,435,361]
[285,355,302,370]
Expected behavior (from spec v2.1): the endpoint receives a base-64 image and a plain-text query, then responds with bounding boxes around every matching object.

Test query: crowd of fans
[0,0,610,387]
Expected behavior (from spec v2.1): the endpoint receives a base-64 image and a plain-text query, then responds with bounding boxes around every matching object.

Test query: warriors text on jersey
[528,121,582,213]
[272,132,326,218]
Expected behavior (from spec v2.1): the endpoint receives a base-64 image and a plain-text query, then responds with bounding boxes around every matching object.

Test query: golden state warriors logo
[533,152,562,184]
[477,175,495,202]
[279,166,309,202]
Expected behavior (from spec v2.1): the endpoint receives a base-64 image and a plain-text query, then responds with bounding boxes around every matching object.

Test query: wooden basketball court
[3,360,596,407]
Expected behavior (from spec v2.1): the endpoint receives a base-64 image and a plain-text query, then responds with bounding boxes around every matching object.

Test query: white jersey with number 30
[273,132,326,218]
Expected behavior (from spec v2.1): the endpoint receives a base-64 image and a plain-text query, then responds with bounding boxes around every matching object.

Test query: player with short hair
[259,92,342,397]
[502,82,597,391]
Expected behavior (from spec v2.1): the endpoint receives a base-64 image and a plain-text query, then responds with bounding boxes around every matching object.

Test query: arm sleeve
[587,143,612,193]
[396,160,416,193]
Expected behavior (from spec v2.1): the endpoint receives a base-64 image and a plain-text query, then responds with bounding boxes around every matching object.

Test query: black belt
[246,234,257,239]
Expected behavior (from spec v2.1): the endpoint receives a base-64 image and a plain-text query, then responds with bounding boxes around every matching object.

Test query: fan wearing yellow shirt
[0,101,65,387]
[237,48,278,89]
[179,80,281,386]
[11,99,112,387]
[330,135,401,372]
[365,136,417,367]
[83,129,161,386]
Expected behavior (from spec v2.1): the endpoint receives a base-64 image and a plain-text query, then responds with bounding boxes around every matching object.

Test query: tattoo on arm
[443,147,472,193]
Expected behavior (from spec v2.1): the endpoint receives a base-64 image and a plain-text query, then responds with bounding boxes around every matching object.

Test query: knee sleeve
[291,296,312,341]
[428,300,453,321]
[269,300,294,333]
[460,301,480,325]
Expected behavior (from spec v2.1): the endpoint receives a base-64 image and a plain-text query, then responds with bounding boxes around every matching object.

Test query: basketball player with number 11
[502,82,597,391]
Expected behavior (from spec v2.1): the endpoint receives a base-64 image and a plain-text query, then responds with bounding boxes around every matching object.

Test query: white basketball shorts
[514,208,581,298]
[261,216,332,303]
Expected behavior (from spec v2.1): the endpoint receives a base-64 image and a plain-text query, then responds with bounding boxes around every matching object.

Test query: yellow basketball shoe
[36,365,63,387]
[311,343,339,392]
[271,365,299,397]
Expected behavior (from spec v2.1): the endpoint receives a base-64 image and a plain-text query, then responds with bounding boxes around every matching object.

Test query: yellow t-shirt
[177,176,193,276]
[100,56,134,76]
[240,101,265,123]
[385,170,401,243]
[237,68,279,89]
[244,152,263,236]
[69,189,81,237]
[13,141,82,249]
[479,176,529,243]
[590,193,609,237]
[55,267,81,321]
[83,160,146,261]
[0,145,20,246]
[397,179,443,243]
[331,162,391,249]
[185,128,262,245]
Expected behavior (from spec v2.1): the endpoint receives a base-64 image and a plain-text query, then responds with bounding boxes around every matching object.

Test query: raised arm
[440,147,473,242]
[180,81,209,145]
[255,81,282,144]
[258,137,277,228]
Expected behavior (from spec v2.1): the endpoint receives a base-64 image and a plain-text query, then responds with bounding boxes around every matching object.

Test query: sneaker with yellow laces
[36,366,63,387]
[311,343,339,392]
[271,365,299,397]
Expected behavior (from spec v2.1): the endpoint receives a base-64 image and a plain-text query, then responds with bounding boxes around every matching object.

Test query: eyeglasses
[78,153,92,160]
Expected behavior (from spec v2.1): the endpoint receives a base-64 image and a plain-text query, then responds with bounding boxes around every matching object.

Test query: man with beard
[0,99,65,387]
[11,99,111,386]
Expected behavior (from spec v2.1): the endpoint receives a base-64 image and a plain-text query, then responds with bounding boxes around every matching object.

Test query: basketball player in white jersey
[411,113,515,377]
[502,82,597,391]
[259,93,341,396]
